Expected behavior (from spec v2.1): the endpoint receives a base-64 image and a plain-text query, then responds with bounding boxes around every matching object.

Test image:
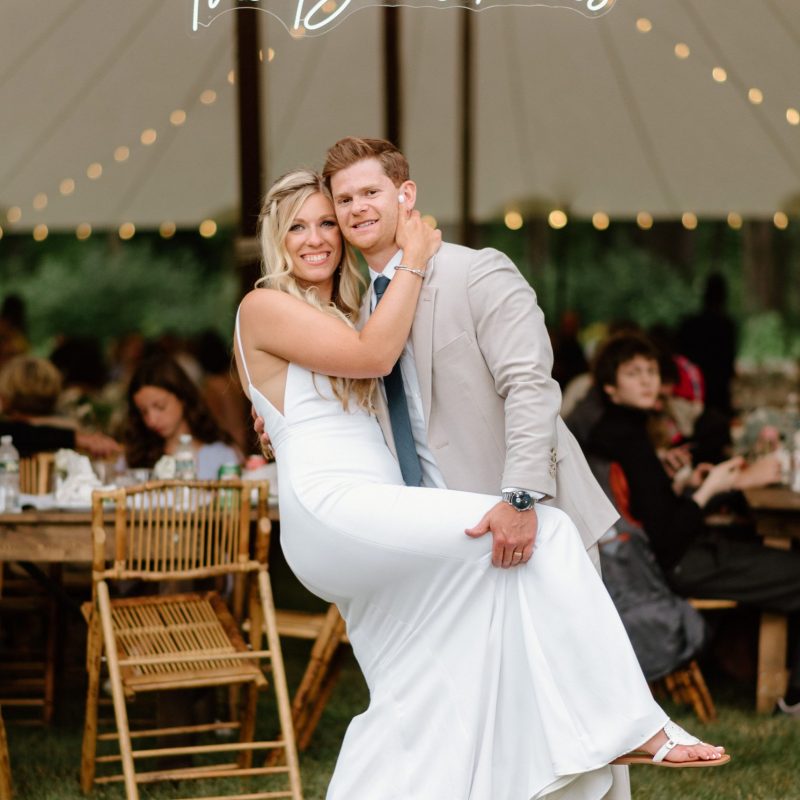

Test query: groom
[322,137,618,566]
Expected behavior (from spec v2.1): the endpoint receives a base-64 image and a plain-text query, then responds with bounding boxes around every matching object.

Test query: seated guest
[125,357,240,479]
[586,332,800,716]
[0,355,119,458]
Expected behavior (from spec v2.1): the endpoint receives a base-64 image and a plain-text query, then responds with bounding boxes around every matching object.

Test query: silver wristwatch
[501,489,536,512]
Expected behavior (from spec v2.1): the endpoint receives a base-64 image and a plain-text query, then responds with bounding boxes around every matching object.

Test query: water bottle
[0,435,21,513]
[174,433,197,480]
[792,431,800,493]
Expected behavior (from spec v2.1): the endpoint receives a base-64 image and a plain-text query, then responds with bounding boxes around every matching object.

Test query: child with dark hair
[125,356,239,478]
[586,332,800,715]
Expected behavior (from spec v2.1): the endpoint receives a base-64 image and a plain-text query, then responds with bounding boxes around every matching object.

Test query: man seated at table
[585,332,800,716]
[0,355,119,459]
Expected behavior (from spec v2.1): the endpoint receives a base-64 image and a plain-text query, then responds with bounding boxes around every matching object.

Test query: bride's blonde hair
[256,168,377,411]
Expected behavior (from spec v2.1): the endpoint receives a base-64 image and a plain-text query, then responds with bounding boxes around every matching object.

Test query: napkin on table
[54,448,103,506]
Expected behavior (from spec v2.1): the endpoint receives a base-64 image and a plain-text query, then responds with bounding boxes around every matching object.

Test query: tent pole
[459,9,475,247]
[383,7,402,148]
[235,9,265,295]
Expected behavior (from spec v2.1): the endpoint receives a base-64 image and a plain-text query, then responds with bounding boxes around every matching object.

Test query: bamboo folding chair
[275,606,348,751]
[1,452,58,725]
[0,706,11,800]
[79,480,302,800]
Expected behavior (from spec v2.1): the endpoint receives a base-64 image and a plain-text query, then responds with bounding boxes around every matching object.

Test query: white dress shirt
[369,252,447,489]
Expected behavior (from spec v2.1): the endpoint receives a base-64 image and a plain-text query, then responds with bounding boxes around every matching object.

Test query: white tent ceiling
[2,0,800,232]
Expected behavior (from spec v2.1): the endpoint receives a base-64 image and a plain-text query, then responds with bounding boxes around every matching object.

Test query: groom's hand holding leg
[465,503,537,568]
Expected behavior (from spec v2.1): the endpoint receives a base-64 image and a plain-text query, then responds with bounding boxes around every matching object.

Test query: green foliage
[740,311,800,362]
[1,233,239,352]
[2,220,797,363]
[547,240,697,329]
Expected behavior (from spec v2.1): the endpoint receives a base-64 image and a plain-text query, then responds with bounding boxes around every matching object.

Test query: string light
[160,221,177,239]
[636,212,653,230]
[119,222,135,240]
[548,210,568,229]
[635,18,652,33]
[504,210,523,230]
[774,212,789,230]
[681,212,698,230]
[748,88,764,105]
[199,219,217,238]
[674,43,690,59]
[33,223,48,241]
[786,108,800,126]
[592,212,610,230]
[267,47,276,62]
[727,212,743,230]
[712,67,727,83]
[0,226,4,240]
[4,65,236,234]
[76,223,92,240]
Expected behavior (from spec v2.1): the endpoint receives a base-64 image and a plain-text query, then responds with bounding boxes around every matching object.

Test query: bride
[234,168,727,800]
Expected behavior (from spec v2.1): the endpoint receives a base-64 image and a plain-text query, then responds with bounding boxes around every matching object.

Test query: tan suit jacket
[367,242,618,550]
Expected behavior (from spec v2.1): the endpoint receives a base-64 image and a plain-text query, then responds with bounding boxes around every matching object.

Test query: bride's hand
[395,202,441,268]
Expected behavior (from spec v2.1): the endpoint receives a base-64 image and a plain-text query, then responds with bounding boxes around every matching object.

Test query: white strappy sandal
[612,720,730,768]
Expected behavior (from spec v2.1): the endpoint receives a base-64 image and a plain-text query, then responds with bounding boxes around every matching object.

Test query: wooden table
[743,486,800,713]
[0,502,280,564]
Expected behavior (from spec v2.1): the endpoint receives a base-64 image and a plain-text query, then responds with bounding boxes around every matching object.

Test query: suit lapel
[411,285,436,427]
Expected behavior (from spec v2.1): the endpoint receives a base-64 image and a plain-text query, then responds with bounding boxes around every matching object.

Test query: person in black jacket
[586,332,800,716]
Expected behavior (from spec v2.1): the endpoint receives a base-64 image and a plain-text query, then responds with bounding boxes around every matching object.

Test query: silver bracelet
[395,264,426,279]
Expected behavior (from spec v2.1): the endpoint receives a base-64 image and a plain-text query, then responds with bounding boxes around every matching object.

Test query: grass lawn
[5,547,800,799]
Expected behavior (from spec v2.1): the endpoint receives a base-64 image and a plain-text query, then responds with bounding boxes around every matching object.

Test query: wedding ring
[512,550,523,559]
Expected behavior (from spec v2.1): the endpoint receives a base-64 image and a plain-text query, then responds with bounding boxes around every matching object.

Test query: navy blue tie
[373,275,424,487]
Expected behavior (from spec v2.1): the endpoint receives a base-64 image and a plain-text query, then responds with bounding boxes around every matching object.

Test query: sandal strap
[653,720,702,762]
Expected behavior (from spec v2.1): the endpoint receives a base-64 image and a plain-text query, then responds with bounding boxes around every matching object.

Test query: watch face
[512,491,533,510]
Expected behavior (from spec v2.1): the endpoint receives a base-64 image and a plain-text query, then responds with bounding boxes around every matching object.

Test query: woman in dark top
[587,333,800,715]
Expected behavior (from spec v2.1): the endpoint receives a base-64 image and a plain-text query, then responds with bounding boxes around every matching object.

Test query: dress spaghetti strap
[234,307,253,387]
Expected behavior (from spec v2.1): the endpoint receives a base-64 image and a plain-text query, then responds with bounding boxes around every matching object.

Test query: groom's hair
[323,137,409,187]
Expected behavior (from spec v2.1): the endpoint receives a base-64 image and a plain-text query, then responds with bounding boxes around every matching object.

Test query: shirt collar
[368,250,403,286]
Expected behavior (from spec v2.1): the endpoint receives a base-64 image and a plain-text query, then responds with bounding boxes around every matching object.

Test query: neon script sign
[192,0,615,36]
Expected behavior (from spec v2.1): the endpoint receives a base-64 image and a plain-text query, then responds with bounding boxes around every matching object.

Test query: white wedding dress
[237,323,668,800]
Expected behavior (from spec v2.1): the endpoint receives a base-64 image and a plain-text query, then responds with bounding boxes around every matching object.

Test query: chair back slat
[91,480,268,580]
